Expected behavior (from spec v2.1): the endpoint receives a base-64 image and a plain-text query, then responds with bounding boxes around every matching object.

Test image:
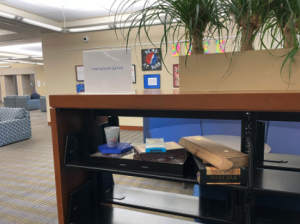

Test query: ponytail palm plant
[261,0,300,75]
[221,0,271,51]
[264,0,300,49]
[113,0,228,56]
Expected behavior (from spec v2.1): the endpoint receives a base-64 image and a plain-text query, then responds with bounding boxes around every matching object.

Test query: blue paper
[98,142,132,154]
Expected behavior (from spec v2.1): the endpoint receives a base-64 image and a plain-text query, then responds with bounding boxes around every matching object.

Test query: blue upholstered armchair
[0,108,31,146]
[3,95,17,108]
[15,96,40,111]
[40,96,47,112]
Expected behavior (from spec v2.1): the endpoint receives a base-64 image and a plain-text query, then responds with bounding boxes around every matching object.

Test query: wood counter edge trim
[48,122,143,131]
[49,93,300,112]
[120,126,143,131]
[50,109,65,224]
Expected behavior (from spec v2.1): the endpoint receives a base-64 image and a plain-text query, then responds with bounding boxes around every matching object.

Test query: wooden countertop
[49,90,300,112]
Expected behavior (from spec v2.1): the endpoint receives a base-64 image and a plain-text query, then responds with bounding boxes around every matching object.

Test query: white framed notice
[76,65,84,82]
[132,65,136,84]
[83,49,133,94]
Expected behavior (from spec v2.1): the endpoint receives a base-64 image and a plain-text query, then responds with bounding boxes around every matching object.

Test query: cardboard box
[192,155,248,185]
[134,142,186,160]
[179,136,248,170]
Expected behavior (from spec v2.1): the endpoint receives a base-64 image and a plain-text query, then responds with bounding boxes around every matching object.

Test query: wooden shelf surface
[103,185,234,223]
[49,90,300,112]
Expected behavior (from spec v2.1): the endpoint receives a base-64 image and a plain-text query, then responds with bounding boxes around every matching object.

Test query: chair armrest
[0,118,31,146]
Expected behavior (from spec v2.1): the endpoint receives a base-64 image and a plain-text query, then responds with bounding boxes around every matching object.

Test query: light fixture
[22,18,62,32]
[0,11,16,19]
[11,56,30,60]
[0,39,26,44]
[0,52,28,58]
[17,60,36,64]
[0,66,11,68]
[36,63,44,65]
[115,20,161,29]
[69,25,110,33]
[30,57,43,60]
[0,58,10,60]
[145,20,162,25]
[3,60,17,63]
[115,22,133,28]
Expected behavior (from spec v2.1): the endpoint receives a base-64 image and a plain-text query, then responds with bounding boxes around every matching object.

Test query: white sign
[83,49,133,94]
[76,66,84,81]
[148,78,157,86]
[37,80,41,87]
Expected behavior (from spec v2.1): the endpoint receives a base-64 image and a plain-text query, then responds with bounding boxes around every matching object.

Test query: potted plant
[221,0,272,51]
[113,0,300,91]
[113,0,228,55]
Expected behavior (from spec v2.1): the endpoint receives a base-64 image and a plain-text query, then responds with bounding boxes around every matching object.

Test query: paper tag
[148,78,157,86]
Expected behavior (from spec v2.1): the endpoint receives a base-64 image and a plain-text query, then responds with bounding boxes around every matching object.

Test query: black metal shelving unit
[64,109,300,224]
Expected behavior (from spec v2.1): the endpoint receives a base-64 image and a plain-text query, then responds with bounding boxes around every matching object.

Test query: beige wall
[21,75,32,96]
[0,76,4,102]
[41,27,184,124]
[0,64,45,101]
[4,76,16,95]
[0,77,2,102]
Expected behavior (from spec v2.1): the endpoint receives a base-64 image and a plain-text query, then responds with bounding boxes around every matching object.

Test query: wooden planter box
[179,48,300,92]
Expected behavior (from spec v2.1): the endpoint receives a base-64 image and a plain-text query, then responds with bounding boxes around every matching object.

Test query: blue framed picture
[144,74,160,89]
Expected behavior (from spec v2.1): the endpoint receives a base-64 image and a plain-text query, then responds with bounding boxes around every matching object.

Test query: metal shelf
[255,206,300,224]
[103,185,234,224]
[70,205,198,224]
[257,153,300,172]
[254,169,300,196]
[65,160,248,191]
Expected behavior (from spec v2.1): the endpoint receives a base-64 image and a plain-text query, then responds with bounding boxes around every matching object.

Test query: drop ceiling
[0,0,152,22]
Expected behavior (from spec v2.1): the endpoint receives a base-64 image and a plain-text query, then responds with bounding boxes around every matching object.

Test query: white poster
[37,80,41,87]
[83,49,133,94]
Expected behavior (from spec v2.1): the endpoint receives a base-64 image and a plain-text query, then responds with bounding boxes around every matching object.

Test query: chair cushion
[17,95,30,100]
[0,108,27,121]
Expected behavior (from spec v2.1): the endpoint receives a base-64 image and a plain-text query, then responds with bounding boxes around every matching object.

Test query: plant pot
[179,48,300,92]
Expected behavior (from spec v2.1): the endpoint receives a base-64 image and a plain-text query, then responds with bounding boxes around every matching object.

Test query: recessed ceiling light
[0,66,11,68]
[69,25,110,33]
[0,11,16,19]
[36,63,43,65]
[22,18,62,32]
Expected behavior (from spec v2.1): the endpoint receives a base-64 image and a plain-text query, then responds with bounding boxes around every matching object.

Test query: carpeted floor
[0,106,194,223]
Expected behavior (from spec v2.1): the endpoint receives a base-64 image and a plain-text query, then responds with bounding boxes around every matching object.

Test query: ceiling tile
[42,11,78,22]
[33,0,99,11]
[3,0,60,14]
[99,0,148,13]
[69,6,111,19]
